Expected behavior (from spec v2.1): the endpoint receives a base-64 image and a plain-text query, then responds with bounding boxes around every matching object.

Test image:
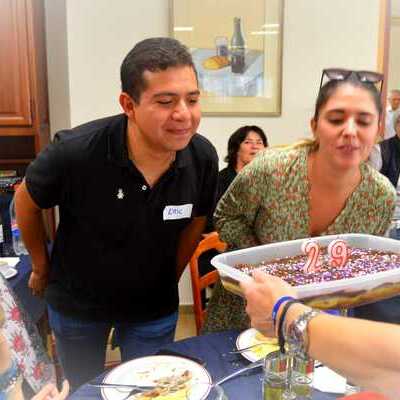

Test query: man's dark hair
[224,125,268,168]
[120,37,197,103]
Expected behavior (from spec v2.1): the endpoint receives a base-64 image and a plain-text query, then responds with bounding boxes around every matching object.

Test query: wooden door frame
[378,0,391,137]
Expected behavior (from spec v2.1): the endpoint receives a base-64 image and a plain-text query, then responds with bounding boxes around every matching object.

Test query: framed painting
[170,0,284,116]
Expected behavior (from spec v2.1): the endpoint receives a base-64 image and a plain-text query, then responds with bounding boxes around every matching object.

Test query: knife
[89,382,156,391]
[156,349,206,367]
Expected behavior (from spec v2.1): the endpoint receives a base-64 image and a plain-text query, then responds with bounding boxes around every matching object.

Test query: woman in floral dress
[203,69,397,332]
[0,275,68,399]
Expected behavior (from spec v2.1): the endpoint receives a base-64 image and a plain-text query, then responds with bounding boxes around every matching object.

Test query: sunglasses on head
[319,68,384,92]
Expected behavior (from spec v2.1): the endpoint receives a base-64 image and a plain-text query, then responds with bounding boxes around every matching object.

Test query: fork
[213,359,264,386]
[91,382,155,400]
[121,388,140,400]
[229,342,278,354]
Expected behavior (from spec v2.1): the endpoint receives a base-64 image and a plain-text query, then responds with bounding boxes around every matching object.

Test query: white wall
[389,0,400,91]
[44,0,382,305]
[45,0,71,134]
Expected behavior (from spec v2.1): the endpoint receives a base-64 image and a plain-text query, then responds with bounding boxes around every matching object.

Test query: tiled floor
[105,307,196,366]
[175,307,197,340]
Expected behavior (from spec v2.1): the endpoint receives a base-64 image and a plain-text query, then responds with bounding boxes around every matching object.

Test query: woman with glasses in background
[203,69,397,333]
[217,125,268,200]
[198,126,267,303]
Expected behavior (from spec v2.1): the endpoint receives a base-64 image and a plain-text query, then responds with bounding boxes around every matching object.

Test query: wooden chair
[189,232,227,335]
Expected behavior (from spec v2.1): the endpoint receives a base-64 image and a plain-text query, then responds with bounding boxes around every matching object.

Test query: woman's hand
[240,271,297,336]
[0,333,12,372]
[32,380,69,400]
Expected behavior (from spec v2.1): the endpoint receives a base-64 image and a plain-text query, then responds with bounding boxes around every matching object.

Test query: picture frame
[170,0,284,116]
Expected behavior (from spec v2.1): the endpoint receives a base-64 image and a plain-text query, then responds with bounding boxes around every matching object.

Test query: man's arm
[175,216,207,280]
[14,181,50,296]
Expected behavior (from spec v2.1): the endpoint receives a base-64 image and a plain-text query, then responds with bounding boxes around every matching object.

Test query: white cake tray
[211,234,400,309]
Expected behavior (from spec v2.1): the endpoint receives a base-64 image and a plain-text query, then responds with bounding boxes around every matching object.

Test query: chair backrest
[189,232,227,335]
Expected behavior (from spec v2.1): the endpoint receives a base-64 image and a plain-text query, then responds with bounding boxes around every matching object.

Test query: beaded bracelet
[271,296,295,327]
[0,358,20,393]
[277,300,301,353]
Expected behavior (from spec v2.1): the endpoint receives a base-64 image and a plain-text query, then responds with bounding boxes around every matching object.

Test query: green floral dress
[203,145,396,333]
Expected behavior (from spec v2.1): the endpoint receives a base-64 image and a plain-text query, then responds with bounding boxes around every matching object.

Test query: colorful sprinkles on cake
[236,247,400,286]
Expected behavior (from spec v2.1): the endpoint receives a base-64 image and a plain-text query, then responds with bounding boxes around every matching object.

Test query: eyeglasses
[319,68,384,92]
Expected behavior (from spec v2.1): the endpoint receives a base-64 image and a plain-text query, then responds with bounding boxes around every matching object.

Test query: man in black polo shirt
[15,38,218,390]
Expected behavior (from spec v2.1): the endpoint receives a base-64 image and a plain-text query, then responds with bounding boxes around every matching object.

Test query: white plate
[0,257,20,268]
[236,328,278,362]
[101,355,212,400]
[0,264,18,279]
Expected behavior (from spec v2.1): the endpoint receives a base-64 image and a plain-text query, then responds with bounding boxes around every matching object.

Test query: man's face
[130,66,201,154]
[389,92,400,111]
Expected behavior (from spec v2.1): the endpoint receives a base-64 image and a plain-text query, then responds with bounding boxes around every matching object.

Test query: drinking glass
[338,309,361,394]
[263,351,314,400]
[291,356,314,400]
[215,36,229,57]
[207,385,227,399]
[263,350,293,400]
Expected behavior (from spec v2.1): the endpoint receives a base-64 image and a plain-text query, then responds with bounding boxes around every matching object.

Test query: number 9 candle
[328,239,350,268]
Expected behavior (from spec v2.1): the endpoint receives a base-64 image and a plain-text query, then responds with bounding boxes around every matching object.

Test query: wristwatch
[284,309,321,358]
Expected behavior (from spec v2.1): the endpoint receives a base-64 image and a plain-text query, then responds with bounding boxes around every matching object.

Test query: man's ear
[119,92,136,120]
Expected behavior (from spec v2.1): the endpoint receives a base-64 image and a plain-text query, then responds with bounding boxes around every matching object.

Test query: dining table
[70,330,340,400]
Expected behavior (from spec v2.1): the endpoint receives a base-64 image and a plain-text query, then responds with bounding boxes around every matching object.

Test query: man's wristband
[277,300,301,353]
[272,296,295,327]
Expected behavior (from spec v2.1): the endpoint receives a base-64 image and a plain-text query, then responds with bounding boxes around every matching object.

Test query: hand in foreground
[28,270,49,297]
[240,271,297,337]
[32,380,69,400]
[0,333,12,372]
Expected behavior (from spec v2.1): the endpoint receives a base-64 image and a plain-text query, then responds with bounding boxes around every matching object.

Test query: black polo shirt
[25,114,218,322]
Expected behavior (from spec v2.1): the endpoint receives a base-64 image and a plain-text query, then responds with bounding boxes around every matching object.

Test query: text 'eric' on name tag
[163,204,193,220]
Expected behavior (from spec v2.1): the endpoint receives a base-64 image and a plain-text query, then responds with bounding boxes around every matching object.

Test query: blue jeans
[48,306,178,391]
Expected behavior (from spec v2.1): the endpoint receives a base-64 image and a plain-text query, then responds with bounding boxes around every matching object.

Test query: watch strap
[277,300,301,353]
[285,309,321,358]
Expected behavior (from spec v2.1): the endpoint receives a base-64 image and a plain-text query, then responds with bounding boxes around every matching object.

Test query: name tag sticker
[163,204,193,220]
